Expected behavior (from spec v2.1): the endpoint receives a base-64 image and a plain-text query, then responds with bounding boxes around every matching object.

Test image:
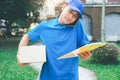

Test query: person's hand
[16,53,29,66]
[77,50,92,60]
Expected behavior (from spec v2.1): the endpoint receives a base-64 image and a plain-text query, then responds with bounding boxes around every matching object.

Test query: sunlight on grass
[0,37,38,80]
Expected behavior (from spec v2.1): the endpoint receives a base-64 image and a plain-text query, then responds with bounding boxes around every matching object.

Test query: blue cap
[66,0,84,18]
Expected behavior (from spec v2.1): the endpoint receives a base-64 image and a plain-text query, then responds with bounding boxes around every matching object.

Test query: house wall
[47,0,120,41]
[84,5,120,41]
[82,0,120,3]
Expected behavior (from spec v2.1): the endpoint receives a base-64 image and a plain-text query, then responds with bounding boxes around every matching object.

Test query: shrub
[91,43,120,64]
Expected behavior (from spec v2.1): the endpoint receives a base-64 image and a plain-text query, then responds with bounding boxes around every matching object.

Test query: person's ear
[62,3,67,11]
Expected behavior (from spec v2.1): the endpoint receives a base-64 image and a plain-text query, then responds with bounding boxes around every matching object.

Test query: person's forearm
[17,34,29,54]
[17,34,30,66]
[19,34,29,46]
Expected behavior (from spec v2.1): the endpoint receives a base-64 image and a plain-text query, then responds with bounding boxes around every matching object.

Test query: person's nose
[68,13,74,19]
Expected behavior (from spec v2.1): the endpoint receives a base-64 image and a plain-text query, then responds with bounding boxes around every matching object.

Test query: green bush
[91,43,120,64]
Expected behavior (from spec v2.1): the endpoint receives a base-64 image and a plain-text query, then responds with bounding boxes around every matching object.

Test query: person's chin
[64,20,71,24]
[64,22,70,25]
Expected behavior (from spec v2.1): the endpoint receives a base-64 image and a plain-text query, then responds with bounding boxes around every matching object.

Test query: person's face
[58,4,79,25]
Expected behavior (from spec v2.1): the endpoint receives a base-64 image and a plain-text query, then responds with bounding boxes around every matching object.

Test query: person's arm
[76,20,92,60]
[16,33,30,66]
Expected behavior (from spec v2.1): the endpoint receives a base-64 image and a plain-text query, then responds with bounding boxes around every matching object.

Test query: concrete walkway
[30,63,97,80]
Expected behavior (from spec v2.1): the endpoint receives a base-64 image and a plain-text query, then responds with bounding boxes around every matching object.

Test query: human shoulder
[76,19,82,26]
[75,19,83,29]
[74,19,86,33]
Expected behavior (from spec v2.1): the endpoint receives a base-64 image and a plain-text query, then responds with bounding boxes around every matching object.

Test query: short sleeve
[28,21,45,42]
[76,20,90,48]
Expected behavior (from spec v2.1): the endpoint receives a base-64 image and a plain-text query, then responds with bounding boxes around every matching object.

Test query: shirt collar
[52,14,62,26]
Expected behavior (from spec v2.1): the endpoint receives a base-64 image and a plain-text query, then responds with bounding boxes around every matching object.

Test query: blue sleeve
[76,20,90,48]
[28,21,45,42]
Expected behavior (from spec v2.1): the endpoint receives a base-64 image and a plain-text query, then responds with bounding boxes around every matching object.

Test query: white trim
[85,4,120,7]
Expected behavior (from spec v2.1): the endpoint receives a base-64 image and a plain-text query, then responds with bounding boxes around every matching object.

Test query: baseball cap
[66,0,84,18]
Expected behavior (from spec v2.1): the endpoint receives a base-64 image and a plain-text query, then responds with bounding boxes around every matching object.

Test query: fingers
[19,63,29,66]
[78,51,92,60]
[16,53,29,66]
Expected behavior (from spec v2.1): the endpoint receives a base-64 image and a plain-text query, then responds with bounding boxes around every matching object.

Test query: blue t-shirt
[28,17,89,80]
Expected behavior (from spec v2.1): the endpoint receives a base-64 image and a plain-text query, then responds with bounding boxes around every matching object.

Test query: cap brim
[68,5,82,18]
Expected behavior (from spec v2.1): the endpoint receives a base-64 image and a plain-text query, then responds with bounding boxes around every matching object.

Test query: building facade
[83,5,120,41]
[46,0,120,41]
[81,0,120,4]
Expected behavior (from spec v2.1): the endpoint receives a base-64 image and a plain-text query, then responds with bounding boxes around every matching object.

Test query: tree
[0,0,44,36]
[0,0,45,27]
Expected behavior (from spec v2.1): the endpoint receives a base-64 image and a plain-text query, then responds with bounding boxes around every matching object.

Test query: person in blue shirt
[17,0,92,80]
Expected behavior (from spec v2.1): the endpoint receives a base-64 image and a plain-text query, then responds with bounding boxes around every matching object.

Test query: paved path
[30,63,97,80]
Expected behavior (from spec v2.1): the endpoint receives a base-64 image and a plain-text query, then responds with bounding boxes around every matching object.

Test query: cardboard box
[19,45,46,63]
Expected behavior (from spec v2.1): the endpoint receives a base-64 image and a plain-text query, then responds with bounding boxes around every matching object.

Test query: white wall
[82,14,92,41]
[86,0,108,4]
[105,13,120,41]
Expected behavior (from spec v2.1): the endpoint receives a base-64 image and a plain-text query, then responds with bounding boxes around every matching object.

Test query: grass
[0,37,38,80]
[115,42,120,48]
[79,42,120,80]
[1,37,120,80]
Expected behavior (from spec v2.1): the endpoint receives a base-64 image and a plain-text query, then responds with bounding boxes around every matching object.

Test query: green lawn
[1,37,120,80]
[0,37,38,80]
[79,42,120,80]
